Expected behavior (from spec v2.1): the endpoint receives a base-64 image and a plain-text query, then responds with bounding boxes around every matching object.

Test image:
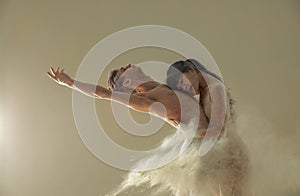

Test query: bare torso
[134,85,209,131]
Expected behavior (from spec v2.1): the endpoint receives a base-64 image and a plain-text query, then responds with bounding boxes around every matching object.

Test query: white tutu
[107,120,250,196]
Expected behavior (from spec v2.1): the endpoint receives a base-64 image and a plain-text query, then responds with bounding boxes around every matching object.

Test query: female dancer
[165,59,250,195]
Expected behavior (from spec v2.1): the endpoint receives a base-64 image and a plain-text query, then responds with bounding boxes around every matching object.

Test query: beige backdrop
[1,0,300,195]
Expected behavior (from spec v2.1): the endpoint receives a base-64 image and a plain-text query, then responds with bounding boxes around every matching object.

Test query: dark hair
[166,59,223,90]
[166,61,188,90]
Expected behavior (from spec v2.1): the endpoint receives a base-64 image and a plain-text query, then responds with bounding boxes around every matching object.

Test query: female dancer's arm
[206,82,227,137]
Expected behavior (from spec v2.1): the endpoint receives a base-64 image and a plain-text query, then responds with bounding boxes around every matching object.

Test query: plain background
[1,0,300,195]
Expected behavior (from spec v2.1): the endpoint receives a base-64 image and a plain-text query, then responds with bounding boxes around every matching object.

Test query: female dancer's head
[166,59,223,95]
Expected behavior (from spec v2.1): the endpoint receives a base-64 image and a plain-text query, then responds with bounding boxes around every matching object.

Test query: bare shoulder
[143,85,174,98]
[146,85,198,105]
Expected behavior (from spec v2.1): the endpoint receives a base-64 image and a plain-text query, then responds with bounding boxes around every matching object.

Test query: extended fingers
[50,67,56,75]
[49,66,65,80]
[56,67,60,74]
[48,66,60,81]
[47,71,56,80]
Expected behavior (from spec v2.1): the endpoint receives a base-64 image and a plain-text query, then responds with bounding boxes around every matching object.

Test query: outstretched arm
[47,67,111,99]
[47,67,170,118]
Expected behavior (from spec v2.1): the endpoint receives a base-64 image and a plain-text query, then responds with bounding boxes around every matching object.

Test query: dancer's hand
[47,67,74,87]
